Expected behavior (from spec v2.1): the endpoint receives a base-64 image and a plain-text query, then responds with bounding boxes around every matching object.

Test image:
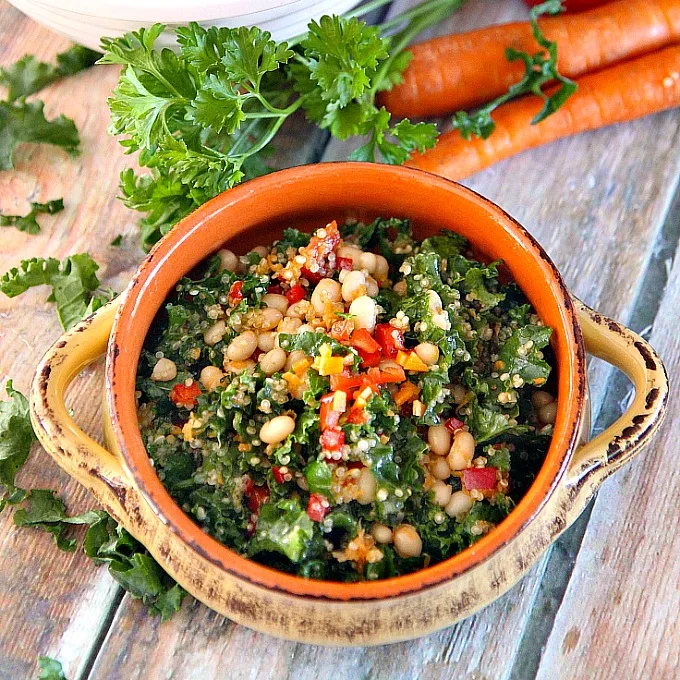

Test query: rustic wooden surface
[0,0,678,678]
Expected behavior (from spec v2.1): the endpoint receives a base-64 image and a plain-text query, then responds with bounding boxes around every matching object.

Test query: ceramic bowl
[30,164,668,645]
[7,0,363,49]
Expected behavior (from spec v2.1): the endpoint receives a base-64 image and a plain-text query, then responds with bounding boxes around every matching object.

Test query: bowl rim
[106,163,586,601]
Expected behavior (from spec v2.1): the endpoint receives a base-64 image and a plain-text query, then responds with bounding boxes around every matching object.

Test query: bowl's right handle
[30,297,134,525]
[563,298,669,524]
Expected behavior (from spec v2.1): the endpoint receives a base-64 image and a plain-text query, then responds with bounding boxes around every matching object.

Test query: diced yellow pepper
[396,350,429,373]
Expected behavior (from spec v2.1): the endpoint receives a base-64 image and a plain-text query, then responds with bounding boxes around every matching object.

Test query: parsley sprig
[102,0,464,250]
[451,0,577,140]
[0,198,63,234]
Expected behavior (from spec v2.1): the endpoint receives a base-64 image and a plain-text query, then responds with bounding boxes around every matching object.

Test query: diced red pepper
[321,427,345,452]
[246,484,270,514]
[345,407,368,425]
[357,348,382,367]
[320,392,344,430]
[300,266,324,285]
[228,280,244,305]
[267,283,283,295]
[299,221,341,283]
[285,283,306,304]
[169,382,201,408]
[272,467,286,484]
[462,467,498,492]
[351,328,381,354]
[445,417,465,433]
[375,323,406,359]
[337,256,353,271]
[307,493,330,522]
[346,461,364,470]
[366,364,406,385]
[330,371,365,393]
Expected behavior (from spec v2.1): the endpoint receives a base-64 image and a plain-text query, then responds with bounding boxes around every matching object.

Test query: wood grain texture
[85,1,679,679]
[535,252,680,677]
[2,0,679,677]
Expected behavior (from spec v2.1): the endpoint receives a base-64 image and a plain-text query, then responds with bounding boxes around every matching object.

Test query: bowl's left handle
[30,298,132,522]
[563,298,669,525]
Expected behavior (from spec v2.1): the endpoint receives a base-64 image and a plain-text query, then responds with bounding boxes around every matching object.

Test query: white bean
[341,270,367,302]
[356,468,377,505]
[432,480,453,507]
[257,307,283,331]
[286,301,308,319]
[365,276,379,298]
[532,391,554,409]
[259,348,287,376]
[226,330,257,361]
[311,278,342,314]
[428,425,451,456]
[393,525,422,558]
[199,365,224,391]
[393,280,407,296]
[258,331,277,352]
[336,244,362,267]
[285,350,306,371]
[445,491,474,518]
[259,415,296,445]
[371,524,393,544]
[277,317,303,335]
[204,320,227,346]
[359,251,377,274]
[427,289,443,314]
[430,456,451,480]
[217,249,238,272]
[447,430,476,472]
[252,245,268,258]
[349,295,377,332]
[151,358,177,382]
[374,255,389,281]
[262,293,289,314]
[415,342,440,366]
[538,401,558,425]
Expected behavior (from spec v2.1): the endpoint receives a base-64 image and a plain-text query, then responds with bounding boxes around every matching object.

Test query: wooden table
[1,1,679,678]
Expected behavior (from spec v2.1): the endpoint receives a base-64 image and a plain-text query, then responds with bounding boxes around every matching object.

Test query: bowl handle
[563,298,668,523]
[30,297,133,523]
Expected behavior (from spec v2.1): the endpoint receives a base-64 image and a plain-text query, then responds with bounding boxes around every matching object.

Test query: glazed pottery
[31,164,668,645]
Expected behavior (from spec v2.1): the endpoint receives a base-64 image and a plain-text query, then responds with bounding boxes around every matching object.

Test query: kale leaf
[0,198,63,235]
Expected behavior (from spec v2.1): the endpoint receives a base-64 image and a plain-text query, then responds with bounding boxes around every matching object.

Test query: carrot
[380,0,680,119]
[406,45,680,181]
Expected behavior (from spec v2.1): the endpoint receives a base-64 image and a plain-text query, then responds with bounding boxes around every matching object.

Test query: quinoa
[136,218,557,581]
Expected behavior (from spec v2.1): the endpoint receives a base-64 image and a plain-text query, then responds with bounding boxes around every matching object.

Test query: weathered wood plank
[0,3,329,678]
[85,1,680,679]
[534,223,680,678]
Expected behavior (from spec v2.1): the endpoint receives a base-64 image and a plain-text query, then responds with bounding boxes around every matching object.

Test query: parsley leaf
[0,100,80,170]
[0,381,36,510]
[84,513,186,621]
[452,0,576,139]
[0,254,114,330]
[37,656,67,680]
[0,45,100,102]
[13,489,102,551]
[0,198,63,234]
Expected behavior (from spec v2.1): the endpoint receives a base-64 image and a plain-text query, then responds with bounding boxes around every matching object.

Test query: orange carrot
[381,0,680,119]
[406,45,680,180]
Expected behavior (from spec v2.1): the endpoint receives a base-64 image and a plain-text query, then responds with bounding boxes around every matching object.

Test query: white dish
[8,0,363,49]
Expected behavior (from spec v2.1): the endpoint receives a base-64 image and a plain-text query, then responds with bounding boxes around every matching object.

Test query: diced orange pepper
[396,350,429,373]
[393,381,420,406]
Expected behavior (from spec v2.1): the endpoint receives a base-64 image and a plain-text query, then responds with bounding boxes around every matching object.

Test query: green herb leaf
[0,381,36,509]
[304,460,333,496]
[37,656,67,680]
[0,100,80,170]
[248,498,315,563]
[498,324,552,384]
[13,489,103,551]
[84,513,186,620]
[0,254,114,330]
[452,0,576,139]
[110,234,123,247]
[0,45,99,102]
[0,198,64,235]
